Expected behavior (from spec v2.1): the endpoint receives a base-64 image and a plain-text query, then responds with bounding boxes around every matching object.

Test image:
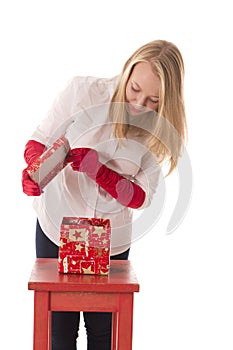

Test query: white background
[1,1,233,349]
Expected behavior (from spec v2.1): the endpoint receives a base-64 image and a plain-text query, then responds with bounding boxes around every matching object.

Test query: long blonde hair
[109,40,187,175]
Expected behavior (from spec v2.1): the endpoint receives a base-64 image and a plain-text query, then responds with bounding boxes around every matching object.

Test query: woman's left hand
[66,148,100,175]
[66,147,145,208]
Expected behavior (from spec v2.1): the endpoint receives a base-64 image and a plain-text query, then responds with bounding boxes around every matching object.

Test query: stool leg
[33,291,50,350]
[48,311,52,350]
[117,294,134,350]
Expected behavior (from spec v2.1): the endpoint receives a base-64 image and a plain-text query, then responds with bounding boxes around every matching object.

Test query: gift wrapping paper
[27,136,70,190]
[58,217,111,275]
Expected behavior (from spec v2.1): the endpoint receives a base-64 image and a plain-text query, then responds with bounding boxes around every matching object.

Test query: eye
[131,84,140,92]
[149,98,159,104]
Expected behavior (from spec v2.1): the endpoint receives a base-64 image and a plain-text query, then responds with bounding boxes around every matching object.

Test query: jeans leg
[35,219,59,258]
[110,248,130,261]
[83,248,130,350]
[83,312,112,350]
[52,311,80,350]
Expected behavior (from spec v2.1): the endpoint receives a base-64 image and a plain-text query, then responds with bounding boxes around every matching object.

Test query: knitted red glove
[24,140,46,165]
[67,148,146,209]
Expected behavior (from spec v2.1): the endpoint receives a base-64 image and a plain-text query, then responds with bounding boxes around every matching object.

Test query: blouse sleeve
[30,77,81,147]
[133,150,162,209]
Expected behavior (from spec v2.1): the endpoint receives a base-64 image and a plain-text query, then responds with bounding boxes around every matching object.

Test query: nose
[135,94,147,108]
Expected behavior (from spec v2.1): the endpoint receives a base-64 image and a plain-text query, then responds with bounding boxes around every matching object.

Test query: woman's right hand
[24,140,46,165]
[22,168,41,196]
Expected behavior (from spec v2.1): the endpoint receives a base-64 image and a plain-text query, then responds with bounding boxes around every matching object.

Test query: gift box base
[58,256,110,275]
[58,217,111,275]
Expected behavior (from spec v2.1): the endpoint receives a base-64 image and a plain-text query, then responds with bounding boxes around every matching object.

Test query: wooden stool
[28,258,140,349]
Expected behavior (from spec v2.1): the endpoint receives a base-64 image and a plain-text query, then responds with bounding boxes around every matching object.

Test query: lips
[127,103,145,115]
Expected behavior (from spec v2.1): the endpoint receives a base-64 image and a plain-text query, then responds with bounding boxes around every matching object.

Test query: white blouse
[31,76,161,255]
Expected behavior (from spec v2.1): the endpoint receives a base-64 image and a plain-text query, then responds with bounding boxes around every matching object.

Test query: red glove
[22,168,41,196]
[24,140,46,165]
[22,140,45,196]
[67,148,101,175]
[67,148,146,209]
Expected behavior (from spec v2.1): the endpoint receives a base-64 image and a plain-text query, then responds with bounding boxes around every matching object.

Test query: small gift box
[58,217,111,275]
[27,136,70,190]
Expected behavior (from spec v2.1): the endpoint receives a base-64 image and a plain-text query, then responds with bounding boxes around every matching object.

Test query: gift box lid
[27,136,70,189]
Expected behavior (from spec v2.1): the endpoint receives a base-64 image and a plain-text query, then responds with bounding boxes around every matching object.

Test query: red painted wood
[50,292,118,312]
[28,259,140,350]
[117,293,134,349]
[28,258,139,292]
[33,292,50,350]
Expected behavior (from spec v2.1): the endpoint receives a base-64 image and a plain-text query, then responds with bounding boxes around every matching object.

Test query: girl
[22,39,187,350]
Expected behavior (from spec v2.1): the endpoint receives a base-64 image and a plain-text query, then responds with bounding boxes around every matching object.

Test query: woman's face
[125,62,160,116]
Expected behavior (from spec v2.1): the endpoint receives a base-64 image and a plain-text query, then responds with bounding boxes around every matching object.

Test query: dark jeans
[36,220,130,350]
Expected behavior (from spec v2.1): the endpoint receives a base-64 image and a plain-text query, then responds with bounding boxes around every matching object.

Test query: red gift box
[58,217,111,275]
[27,136,70,190]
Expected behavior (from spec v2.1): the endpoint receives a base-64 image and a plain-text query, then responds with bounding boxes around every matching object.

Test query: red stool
[28,258,140,349]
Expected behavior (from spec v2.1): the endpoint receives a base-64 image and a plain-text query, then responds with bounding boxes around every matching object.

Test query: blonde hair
[109,40,187,175]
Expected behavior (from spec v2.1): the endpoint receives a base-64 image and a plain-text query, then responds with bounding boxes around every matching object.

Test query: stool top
[28,258,140,293]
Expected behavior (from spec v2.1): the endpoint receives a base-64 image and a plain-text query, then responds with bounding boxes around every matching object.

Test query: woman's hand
[22,140,45,196]
[66,148,101,176]
[24,140,46,165]
[67,147,145,209]
[22,168,41,196]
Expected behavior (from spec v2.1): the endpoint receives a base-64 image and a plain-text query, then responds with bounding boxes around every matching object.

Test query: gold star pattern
[82,265,95,274]
[75,244,83,252]
[69,228,88,241]
[77,229,89,242]
[60,239,66,248]
[93,226,105,238]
